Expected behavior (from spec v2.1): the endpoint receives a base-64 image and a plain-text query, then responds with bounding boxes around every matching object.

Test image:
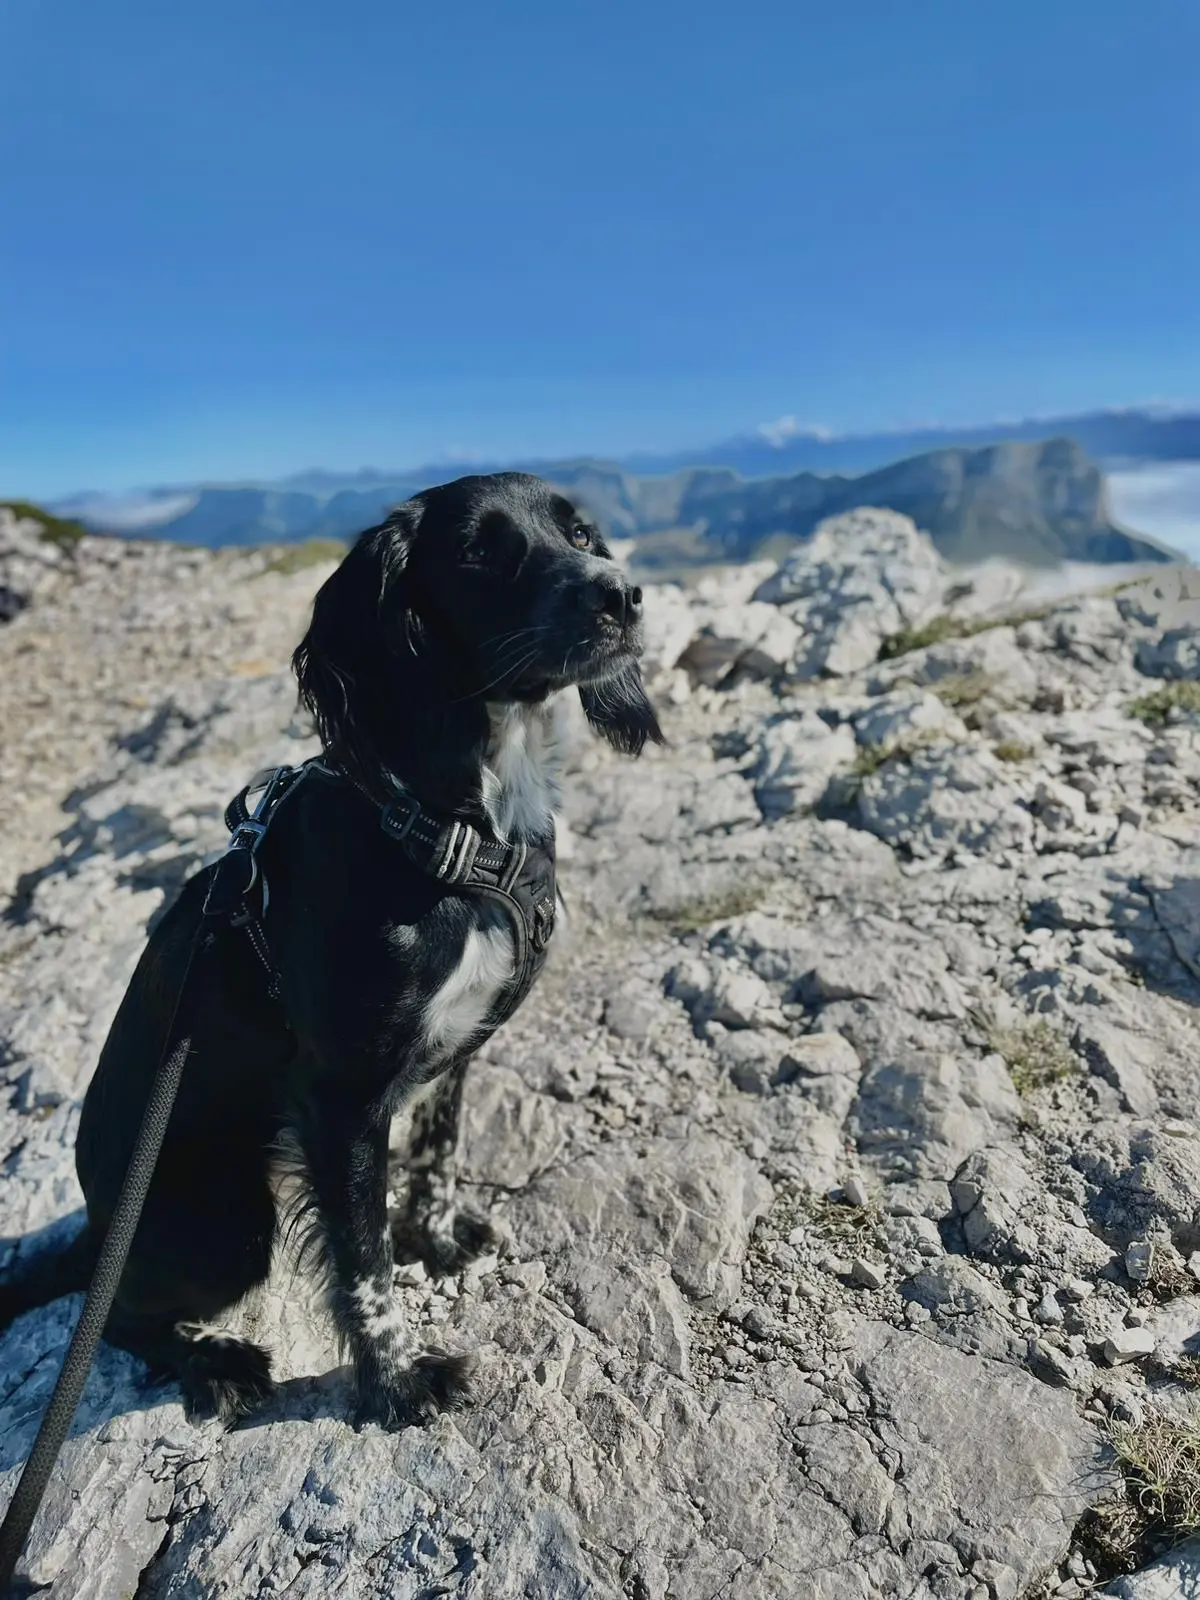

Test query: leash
[0,924,202,1593]
[0,779,282,1594]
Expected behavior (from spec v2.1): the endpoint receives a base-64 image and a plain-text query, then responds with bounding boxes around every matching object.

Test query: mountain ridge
[53,403,1200,527]
[52,432,1181,570]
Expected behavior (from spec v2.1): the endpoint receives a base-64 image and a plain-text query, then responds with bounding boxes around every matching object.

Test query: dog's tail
[0,1226,97,1332]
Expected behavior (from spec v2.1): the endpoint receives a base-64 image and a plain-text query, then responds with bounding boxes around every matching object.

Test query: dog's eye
[568,524,593,550]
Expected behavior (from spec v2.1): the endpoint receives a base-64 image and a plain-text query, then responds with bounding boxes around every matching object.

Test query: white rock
[1136,624,1200,681]
[1033,1291,1064,1327]
[752,711,857,818]
[754,509,946,678]
[1032,777,1090,831]
[678,600,802,686]
[1102,1327,1156,1364]
[1105,1534,1200,1598]
[855,744,1036,858]
[842,1175,870,1208]
[638,581,700,682]
[851,1257,887,1290]
[852,688,968,752]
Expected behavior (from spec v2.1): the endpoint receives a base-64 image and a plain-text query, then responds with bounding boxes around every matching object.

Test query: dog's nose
[586,579,643,626]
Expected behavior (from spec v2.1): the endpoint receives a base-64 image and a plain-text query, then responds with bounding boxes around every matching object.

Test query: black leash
[0,795,274,1592]
[0,923,202,1593]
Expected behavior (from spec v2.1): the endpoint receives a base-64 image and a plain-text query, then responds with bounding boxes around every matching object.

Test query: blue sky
[1,0,1197,496]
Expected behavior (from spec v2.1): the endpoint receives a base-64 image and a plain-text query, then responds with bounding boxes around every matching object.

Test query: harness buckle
[380,796,420,842]
[434,820,482,885]
[230,818,267,850]
[531,894,556,953]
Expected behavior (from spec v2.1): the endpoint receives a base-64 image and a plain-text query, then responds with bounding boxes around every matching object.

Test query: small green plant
[0,499,87,550]
[647,880,767,933]
[930,670,995,709]
[257,539,347,577]
[850,745,888,779]
[849,729,940,780]
[987,1018,1079,1097]
[1129,681,1200,728]
[877,615,962,660]
[994,739,1035,763]
[877,599,1064,662]
[1110,1410,1200,1541]
[1072,1408,1200,1582]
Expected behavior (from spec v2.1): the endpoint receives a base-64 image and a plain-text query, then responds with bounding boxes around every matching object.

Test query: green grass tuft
[929,670,996,709]
[994,739,1035,763]
[256,539,347,577]
[987,1018,1079,1097]
[1071,1406,1200,1585]
[1110,1410,1200,1538]
[850,728,941,780]
[877,615,963,660]
[647,880,768,933]
[0,499,88,550]
[1129,680,1200,728]
[877,599,1068,662]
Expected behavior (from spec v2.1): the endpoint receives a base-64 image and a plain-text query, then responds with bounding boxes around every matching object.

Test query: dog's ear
[578,664,664,756]
[292,505,420,785]
[293,504,488,806]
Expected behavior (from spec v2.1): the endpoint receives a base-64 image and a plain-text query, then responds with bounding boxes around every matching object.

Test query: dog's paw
[356,1348,475,1429]
[181,1335,275,1426]
[436,1210,498,1271]
[392,1209,498,1276]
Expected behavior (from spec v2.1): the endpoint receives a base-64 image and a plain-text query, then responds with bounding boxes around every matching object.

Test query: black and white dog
[0,472,661,1426]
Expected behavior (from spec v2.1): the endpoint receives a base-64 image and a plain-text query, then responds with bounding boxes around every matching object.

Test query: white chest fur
[421,919,515,1063]
[481,699,564,844]
[419,698,565,1063]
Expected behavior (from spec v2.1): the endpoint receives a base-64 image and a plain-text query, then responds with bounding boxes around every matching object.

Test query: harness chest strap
[217,759,557,1022]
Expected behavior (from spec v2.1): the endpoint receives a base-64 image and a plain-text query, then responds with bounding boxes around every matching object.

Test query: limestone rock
[752,712,857,818]
[754,509,946,678]
[2,524,1196,1597]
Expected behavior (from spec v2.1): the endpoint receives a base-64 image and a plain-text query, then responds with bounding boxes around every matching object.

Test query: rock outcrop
[2,513,1200,1597]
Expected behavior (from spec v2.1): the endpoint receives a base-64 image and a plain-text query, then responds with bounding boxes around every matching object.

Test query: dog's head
[293,472,663,805]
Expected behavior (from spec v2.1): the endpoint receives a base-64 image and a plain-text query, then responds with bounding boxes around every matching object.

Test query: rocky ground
[2,502,1200,1599]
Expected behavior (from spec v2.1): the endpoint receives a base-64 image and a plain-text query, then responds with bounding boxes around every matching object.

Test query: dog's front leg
[391,1058,498,1274]
[296,1087,473,1426]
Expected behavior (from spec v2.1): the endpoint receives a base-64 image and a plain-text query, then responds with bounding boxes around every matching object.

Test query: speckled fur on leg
[392,1060,497,1275]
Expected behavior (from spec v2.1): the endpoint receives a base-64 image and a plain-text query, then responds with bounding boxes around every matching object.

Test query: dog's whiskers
[455,646,542,703]
[479,623,550,653]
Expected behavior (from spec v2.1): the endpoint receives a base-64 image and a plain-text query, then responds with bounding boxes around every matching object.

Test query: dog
[0,472,662,1426]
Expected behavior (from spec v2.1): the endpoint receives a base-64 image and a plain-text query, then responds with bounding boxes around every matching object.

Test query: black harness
[206,757,557,1028]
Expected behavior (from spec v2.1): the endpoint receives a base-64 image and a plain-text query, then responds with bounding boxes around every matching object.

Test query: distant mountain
[50,409,1197,567]
[622,406,1200,480]
[547,438,1176,569]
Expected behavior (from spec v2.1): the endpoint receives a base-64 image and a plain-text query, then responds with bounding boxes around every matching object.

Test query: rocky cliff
[2,505,1200,1598]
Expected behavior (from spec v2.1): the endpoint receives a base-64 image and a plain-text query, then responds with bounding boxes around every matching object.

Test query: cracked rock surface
[2,516,1200,1597]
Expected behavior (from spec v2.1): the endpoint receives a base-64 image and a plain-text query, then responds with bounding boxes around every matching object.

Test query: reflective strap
[433,820,482,885]
[497,839,527,894]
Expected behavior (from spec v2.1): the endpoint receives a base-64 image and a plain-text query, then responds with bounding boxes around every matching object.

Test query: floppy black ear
[293,503,488,807]
[578,664,664,756]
